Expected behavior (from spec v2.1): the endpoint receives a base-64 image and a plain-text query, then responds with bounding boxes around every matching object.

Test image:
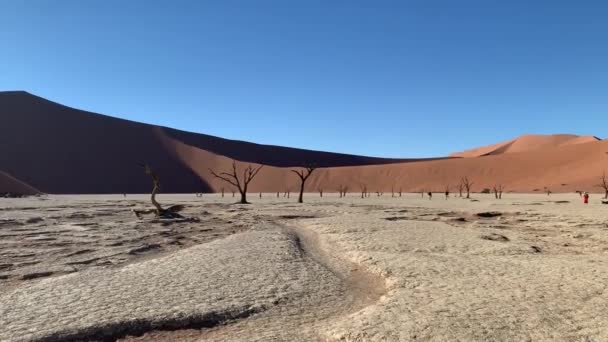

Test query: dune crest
[451,134,601,158]
[2,91,606,194]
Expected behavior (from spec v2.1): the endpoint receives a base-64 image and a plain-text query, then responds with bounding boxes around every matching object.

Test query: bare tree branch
[291,165,317,203]
[209,160,264,204]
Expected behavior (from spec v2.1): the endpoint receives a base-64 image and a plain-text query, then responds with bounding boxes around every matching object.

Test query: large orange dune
[1,91,606,194]
[450,134,601,158]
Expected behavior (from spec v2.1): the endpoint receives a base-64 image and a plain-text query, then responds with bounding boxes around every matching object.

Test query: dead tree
[391,186,395,198]
[457,182,464,197]
[318,187,323,197]
[597,172,608,199]
[221,187,225,197]
[444,185,450,200]
[399,188,402,197]
[360,184,367,198]
[493,184,505,199]
[461,177,473,199]
[133,163,185,218]
[291,166,317,203]
[276,191,280,198]
[342,186,348,197]
[209,160,263,204]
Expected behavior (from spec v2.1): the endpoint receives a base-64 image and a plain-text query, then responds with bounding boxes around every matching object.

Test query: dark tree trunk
[298,183,304,203]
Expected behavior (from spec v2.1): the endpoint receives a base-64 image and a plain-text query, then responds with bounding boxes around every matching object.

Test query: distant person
[583,192,589,204]
[427,192,432,200]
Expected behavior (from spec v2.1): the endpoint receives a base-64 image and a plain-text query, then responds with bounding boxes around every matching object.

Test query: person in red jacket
[583,192,589,204]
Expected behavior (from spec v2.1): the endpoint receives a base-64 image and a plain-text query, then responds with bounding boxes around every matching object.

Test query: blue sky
[1,1,606,158]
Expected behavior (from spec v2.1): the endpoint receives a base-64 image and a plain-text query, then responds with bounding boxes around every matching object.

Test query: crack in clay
[37,304,269,342]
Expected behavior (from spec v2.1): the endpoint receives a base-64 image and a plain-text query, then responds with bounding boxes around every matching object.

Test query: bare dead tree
[399,188,402,197]
[342,186,348,197]
[318,187,323,197]
[492,184,505,199]
[221,187,225,198]
[209,160,264,204]
[133,163,185,218]
[391,185,395,197]
[461,177,473,199]
[291,166,317,203]
[444,184,450,200]
[457,182,464,197]
[259,192,262,198]
[597,172,608,199]
[276,191,280,198]
[360,184,367,198]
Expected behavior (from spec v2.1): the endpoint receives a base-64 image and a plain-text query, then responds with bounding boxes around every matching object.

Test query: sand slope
[0,170,40,195]
[2,91,607,194]
[450,134,601,158]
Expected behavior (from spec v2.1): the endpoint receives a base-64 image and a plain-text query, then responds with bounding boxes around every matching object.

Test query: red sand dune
[1,91,606,194]
[450,134,601,158]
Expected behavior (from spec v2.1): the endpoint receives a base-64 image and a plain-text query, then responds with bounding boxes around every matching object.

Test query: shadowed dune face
[0,91,208,194]
[1,91,607,194]
[0,171,40,195]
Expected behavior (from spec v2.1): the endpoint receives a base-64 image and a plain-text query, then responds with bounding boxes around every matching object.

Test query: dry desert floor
[2,193,608,341]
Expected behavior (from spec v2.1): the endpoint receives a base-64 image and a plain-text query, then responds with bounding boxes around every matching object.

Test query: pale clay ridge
[0,219,386,342]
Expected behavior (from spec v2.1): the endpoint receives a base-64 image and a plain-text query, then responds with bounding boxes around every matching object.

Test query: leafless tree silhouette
[291,166,317,203]
[493,184,505,199]
[339,185,349,198]
[220,187,225,198]
[461,176,473,199]
[209,160,263,204]
[597,172,608,199]
[444,184,450,200]
[457,182,464,197]
[133,163,185,218]
[360,184,367,198]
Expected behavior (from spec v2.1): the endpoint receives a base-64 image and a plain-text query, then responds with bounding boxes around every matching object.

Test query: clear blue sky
[1,1,606,158]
